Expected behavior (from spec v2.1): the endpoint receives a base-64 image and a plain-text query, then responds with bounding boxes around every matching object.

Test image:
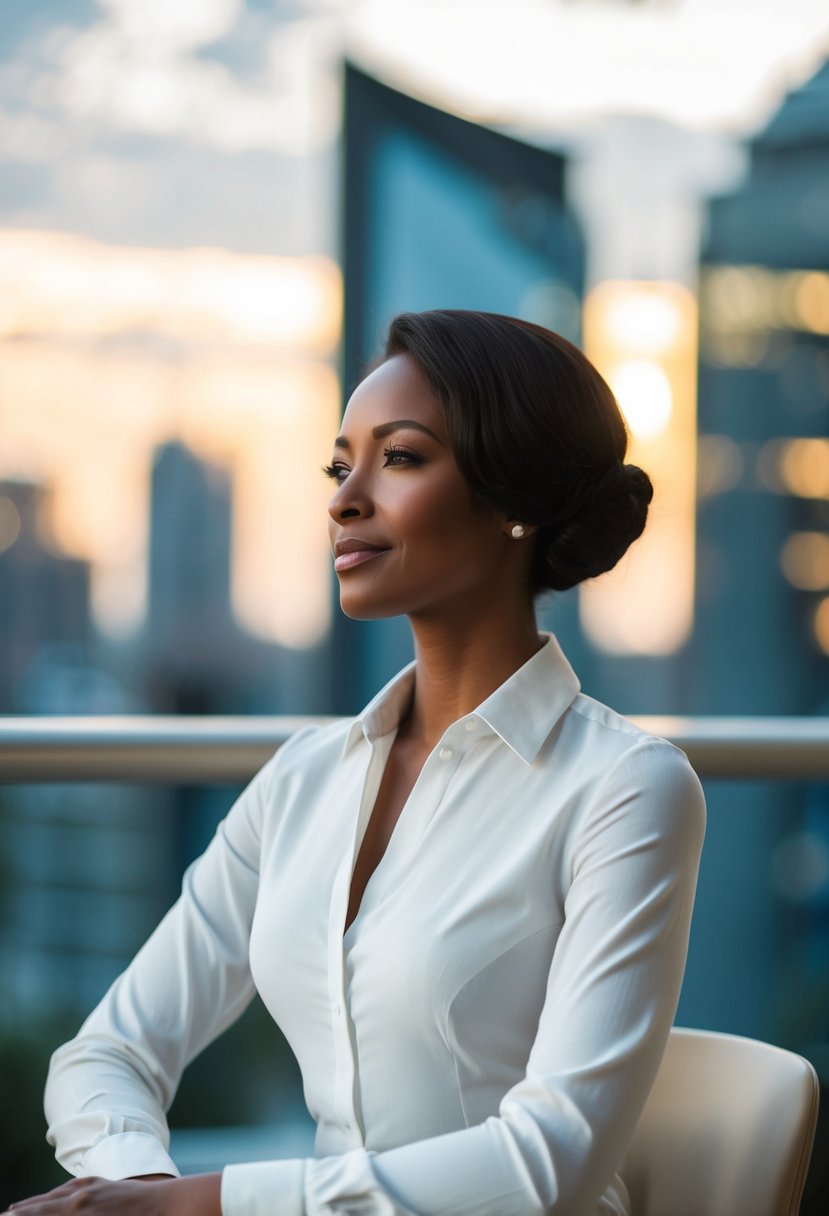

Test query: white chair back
[622,1027,819,1216]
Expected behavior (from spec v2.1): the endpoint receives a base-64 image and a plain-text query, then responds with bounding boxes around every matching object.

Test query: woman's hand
[4,1173,222,1216]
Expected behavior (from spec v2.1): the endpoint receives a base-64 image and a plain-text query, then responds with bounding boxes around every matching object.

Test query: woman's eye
[322,447,423,482]
[383,445,423,467]
[322,463,349,483]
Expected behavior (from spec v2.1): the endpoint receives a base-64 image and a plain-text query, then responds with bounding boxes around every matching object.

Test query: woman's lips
[334,547,390,572]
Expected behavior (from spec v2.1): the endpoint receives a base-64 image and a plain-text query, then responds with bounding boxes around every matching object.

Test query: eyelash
[322,445,424,483]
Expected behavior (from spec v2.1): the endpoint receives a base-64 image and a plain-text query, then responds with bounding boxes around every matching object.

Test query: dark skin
[4,1175,215,1215]
[9,354,541,1215]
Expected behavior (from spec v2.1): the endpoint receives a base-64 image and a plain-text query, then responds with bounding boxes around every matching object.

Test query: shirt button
[464,720,477,732]
[439,746,454,761]
[334,1003,342,1016]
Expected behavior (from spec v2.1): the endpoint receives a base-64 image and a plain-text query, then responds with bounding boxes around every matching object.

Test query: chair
[621,1027,819,1216]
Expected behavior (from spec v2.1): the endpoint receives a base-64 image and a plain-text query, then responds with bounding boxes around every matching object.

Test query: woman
[17,311,705,1216]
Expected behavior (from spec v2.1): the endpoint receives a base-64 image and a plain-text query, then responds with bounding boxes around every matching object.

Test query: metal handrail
[0,716,827,782]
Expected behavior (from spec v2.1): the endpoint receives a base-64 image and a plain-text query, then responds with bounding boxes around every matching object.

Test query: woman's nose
[327,472,374,523]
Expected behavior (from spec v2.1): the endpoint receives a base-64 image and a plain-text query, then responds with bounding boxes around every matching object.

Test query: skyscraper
[0,479,91,712]
[683,57,829,1044]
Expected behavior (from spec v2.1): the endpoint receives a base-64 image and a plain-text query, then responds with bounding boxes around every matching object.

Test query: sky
[0,0,828,261]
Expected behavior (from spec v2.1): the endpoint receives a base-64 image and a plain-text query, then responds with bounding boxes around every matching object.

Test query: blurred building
[0,445,312,1020]
[0,483,171,1018]
[682,57,829,1046]
[696,57,829,714]
[138,438,324,720]
[0,480,91,713]
[143,440,239,715]
[148,442,234,648]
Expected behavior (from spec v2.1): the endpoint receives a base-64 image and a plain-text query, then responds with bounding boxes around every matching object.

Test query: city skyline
[0,229,341,648]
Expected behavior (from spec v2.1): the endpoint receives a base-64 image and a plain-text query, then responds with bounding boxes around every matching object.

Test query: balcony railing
[0,716,828,782]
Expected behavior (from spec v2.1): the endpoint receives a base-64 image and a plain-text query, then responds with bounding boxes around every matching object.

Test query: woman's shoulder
[559,692,706,830]
[235,717,359,837]
[261,715,357,779]
[565,691,693,767]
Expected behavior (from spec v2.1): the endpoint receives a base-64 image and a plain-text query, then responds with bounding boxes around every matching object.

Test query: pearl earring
[510,524,526,539]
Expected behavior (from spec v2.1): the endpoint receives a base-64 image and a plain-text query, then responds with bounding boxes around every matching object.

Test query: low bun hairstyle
[384,310,654,594]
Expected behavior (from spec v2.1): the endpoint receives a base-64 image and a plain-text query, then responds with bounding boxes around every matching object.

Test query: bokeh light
[701,266,829,353]
[780,532,829,591]
[0,494,22,555]
[814,596,829,656]
[697,435,744,498]
[779,439,829,499]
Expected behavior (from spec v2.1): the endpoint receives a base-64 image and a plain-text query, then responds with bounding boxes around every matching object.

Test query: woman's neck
[400,600,544,751]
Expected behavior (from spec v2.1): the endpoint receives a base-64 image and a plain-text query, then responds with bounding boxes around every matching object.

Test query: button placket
[326,733,467,1139]
[326,851,353,1130]
[326,739,390,1139]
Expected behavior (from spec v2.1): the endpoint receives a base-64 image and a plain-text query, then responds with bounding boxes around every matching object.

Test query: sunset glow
[0,230,342,647]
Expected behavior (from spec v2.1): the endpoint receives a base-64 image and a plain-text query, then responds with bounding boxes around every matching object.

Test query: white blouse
[45,633,705,1216]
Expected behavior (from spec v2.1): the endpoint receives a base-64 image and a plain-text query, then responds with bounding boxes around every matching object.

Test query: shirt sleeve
[43,748,281,1181]
[221,737,705,1216]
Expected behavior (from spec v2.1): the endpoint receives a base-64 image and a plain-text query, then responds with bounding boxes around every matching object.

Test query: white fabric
[45,633,706,1216]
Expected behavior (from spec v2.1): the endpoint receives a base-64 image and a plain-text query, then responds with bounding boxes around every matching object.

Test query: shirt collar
[342,632,580,766]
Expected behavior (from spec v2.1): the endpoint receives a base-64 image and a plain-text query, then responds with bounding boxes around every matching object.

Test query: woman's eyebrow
[333,420,445,449]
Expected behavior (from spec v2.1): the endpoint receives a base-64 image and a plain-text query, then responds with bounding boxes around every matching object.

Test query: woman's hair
[384,309,654,595]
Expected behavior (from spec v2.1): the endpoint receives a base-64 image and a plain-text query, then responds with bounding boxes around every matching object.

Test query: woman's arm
[42,751,282,1185]
[3,1173,221,1216]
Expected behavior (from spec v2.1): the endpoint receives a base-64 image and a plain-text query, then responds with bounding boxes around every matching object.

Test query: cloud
[97,0,245,53]
[0,105,64,162]
[0,1,340,159]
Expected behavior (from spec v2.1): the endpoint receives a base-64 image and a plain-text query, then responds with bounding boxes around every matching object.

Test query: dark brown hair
[384,310,653,594]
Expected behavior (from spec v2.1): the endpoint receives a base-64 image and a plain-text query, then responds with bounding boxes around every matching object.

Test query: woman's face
[326,354,518,621]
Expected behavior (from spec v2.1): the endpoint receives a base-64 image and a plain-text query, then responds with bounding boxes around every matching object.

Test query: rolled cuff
[83,1131,180,1180]
[222,1158,307,1216]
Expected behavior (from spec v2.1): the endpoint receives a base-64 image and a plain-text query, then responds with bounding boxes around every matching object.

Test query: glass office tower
[337,63,585,710]
[688,59,829,1055]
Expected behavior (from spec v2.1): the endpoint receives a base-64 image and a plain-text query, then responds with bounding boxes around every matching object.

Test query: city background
[1,0,829,1208]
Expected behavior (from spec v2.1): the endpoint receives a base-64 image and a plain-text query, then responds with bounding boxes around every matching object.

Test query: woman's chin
[337,592,400,621]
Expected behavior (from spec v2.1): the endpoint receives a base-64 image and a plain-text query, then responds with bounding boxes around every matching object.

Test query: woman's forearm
[165,1173,222,1216]
[4,1173,223,1216]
